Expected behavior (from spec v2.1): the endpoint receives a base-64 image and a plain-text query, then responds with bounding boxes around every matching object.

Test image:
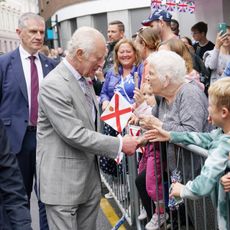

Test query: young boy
[144,77,230,230]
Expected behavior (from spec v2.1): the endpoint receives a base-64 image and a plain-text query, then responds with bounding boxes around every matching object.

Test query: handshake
[121,135,145,156]
[121,123,171,156]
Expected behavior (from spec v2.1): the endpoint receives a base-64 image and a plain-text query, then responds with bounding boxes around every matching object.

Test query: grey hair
[147,50,186,85]
[18,12,45,29]
[67,27,106,59]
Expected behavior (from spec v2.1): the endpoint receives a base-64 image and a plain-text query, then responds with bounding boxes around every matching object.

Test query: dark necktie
[29,56,39,126]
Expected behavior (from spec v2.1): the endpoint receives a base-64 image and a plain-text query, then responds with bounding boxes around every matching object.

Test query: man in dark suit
[0,119,32,230]
[0,12,57,229]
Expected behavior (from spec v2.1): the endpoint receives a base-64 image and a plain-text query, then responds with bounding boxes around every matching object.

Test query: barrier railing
[100,143,230,230]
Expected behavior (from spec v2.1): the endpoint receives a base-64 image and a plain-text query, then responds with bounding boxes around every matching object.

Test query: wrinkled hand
[139,114,162,130]
[102,100,110,111]
[133,87,145,107]
[144,126,171,142]
[122,135,139,156]
[169,182,184,198]
[128,113,139,125]
[220,172,230,192]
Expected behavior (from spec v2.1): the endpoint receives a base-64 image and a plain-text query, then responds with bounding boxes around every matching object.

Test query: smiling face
[16,18,45,55]
[117,43,136,69]
[146,64,164,95]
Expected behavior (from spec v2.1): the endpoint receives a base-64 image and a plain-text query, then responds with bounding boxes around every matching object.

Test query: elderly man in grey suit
[36,27,139,230]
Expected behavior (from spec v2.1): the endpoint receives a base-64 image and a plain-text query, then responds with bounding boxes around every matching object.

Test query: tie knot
[29,56,36,62]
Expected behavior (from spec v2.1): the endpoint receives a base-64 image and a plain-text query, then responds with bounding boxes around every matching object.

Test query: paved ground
[30,187,128,230]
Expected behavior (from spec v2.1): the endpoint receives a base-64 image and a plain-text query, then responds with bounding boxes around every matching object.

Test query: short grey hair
[18,12,45,29]
[147,50,186,85]
[67,26,106,59]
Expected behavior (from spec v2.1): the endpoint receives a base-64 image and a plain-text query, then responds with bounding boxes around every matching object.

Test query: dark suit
[0,119,32,230]
[0,48,57,229]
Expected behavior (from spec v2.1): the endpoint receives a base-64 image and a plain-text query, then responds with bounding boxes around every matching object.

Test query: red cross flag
[101,92,133,133]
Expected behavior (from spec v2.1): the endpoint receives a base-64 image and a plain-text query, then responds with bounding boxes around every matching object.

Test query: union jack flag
[178,2,188,12]
[151,0,163,10]
[187,2,195,14]
[166,0,177,12]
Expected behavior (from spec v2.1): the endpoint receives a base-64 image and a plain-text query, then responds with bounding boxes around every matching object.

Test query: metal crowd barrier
[100,143,230,230]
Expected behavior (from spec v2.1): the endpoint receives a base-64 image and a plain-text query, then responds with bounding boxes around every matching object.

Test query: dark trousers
[16,130,49,230]
[135,169,155,219]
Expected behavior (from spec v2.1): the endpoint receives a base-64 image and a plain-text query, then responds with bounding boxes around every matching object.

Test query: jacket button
[24,120,28,123]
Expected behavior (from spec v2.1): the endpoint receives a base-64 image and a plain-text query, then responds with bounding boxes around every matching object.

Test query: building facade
[38,0,230,50]
[0,0,38,53]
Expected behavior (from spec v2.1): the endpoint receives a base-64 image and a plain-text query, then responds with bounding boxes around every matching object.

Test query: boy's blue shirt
[170,128,230,230]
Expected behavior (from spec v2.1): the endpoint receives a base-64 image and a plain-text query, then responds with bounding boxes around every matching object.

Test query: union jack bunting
[178,2,188,12]
[151,0,163,10]
[166,0,177,12]
[187,2,195,14]
[151,0,195,13]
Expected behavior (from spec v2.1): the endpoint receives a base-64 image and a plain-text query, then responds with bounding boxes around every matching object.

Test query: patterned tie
[29,56,39,126]
[80,77,95,121]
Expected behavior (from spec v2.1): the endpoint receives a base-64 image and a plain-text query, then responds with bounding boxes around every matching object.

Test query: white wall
[53,0,230,49]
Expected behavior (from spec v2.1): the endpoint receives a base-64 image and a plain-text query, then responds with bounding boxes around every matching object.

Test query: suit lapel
[12,49,28,102]
[59,63,96,129]
[39,54,53,77]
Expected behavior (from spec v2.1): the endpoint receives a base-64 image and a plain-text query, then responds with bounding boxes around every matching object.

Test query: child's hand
[102,100,109,111]
[133,87,144,107]
[128,114,139,125]
[169,182,184,198]
[144,126,170,142]
[95,67,105,82]
[220,172,230,192]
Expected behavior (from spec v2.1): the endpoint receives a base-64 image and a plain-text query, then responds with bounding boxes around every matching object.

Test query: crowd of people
[0,7,230,230]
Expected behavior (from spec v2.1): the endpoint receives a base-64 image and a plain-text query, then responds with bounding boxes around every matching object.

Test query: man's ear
[16,28,21,36]
[75,49,84,62]
[120,31,124,39]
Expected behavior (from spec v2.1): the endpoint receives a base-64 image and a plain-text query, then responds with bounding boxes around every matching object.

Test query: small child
[144,78,230,230]
[133,83,168,230]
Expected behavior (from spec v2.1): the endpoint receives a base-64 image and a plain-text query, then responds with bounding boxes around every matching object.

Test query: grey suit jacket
[36,62,120,205]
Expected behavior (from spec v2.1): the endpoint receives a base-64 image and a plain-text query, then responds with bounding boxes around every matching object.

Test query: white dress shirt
[19,45,43,125]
